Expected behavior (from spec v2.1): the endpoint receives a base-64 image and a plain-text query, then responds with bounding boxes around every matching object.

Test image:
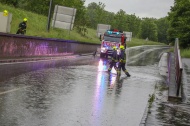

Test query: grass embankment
[181,49,190,58]
[126,38,165,47]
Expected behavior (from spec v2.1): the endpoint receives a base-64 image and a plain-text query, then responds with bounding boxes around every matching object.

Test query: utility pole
[47,0,53,32]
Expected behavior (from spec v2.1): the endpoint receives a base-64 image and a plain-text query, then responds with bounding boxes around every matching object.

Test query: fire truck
[98,29,127,58]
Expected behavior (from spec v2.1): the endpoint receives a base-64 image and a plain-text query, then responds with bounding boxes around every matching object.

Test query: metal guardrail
[174,38,183,96]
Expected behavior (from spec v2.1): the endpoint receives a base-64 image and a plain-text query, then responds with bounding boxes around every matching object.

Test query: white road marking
[0,86,31,95]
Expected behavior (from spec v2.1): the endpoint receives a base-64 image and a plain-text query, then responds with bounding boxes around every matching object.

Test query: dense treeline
[168,0,190,48]
[1,0,189,48]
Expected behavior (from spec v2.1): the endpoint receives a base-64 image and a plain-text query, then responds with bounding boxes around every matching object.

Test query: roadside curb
[0,53,95,63]
[139,103,149,126]
[0,56,73,63]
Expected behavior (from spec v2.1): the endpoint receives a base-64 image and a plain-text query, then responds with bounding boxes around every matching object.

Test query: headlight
[117,49,121,55]
[101,47,106,53]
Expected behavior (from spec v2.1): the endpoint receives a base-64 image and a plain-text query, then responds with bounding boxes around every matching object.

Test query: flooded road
[0,46,170,126]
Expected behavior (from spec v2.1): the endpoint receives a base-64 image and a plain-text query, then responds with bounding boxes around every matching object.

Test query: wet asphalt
[0,46,182,126]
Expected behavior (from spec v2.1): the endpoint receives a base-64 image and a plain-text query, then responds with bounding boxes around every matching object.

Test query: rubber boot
[108,68,111,72]
[125,72,131,77]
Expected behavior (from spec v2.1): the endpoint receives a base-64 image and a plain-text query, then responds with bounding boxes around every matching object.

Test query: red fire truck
[98,29,127,58]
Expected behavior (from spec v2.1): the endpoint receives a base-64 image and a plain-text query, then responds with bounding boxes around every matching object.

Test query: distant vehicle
[98,29,127,58]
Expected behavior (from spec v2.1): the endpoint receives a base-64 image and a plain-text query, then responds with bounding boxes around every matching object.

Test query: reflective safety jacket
[111,50,118,62]
[18,21,27,32]
[119,50,126,63]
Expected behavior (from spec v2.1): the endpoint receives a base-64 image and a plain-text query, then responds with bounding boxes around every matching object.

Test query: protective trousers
[16,29,26,34]
[117,62,129,76]
[108,61,117,72]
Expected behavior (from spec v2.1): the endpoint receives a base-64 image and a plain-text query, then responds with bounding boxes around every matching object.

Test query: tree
[25,0,50,15]
[95,2,106,25]
[104,11,115,28]
[168,0,190,48]
[156,17,169,43]
[86,2,99,28]
[86,2,106,29]
[0,0,18,7]
[126,14,141,37]
[114,9,127,31]
[139,18,158,41]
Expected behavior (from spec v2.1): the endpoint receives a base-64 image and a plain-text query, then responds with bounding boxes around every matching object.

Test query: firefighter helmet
[120,45,125,50]
[4,10,8,13]
[23,18,27,22]
[113,46,117,50]
[3,10,8,16]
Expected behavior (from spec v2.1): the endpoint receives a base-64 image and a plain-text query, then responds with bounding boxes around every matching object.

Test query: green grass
[127,38,166,47]
[181,49,190,58]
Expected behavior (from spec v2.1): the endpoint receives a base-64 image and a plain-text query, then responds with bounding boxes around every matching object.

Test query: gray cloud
[84,0,174,18]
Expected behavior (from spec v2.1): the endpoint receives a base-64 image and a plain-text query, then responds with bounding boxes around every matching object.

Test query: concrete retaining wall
[0,32,100,58]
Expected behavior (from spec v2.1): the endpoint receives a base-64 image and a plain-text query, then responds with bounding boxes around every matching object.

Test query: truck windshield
[104,36,120,43]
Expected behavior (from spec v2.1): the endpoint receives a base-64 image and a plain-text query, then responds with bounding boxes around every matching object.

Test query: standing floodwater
[0,46,172,126]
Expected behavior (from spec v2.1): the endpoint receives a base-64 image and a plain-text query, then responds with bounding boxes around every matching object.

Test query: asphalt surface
[0,46,173,126]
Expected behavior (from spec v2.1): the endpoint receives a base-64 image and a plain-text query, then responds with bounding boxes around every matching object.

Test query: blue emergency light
[107,31,113,34]
[107,30,120,35]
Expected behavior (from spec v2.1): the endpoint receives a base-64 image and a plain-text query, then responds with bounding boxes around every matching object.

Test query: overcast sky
[84,0,174,19]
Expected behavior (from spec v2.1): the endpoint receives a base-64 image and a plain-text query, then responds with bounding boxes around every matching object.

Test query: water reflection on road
[0,46,180,126]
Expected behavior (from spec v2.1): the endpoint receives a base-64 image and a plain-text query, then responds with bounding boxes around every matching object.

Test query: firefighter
[108,46,118,72]
[121,34,127,49]
[16,18,27,34]
[117,45,131,77]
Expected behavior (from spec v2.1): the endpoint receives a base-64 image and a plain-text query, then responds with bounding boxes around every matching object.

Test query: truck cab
[99,29,126,58]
